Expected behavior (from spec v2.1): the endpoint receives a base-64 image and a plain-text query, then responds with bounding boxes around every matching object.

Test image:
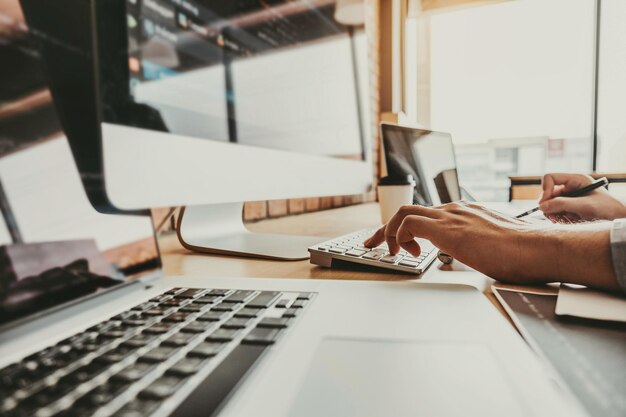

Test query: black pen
[515,177,609,219]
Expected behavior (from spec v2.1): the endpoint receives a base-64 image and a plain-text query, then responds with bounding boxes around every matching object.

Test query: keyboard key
[242,327,282,345]
[162,333,197,347]
[26,382,74,408]
[63,361,110,385]
[166,357,208,376]
[222,290,254,304]
[398,260,419,268]
[316,245,330,251]
[77,381,127,407]
[206,328,240,342]
[56,401,98,417]
[150,294,172,303]
[193,295,220,305]
[140,376,186,399]
[139,347,179,363]
[111,398,161,417]
[181,322,212,334]
[362,252,383,260]
[179,305,205,313]
[123,334,158,348]
[257,317,291,329]
[380,255,403,263]
[162,312,192,323]
[329,247,346,254]
[174,289,207,299]
[275,299,291,308]
[197,311,227,322]
[212,304,235,312]
[142,307,173,317]
[234,308,261,318]
[113,311,142,321]
[291,299,307,309]
[161,298,188,307]
[131,302,157,311]
[79,335,105,351]
[296,293,313,300]
[143,323,175,334]
[188,342,224,358]
[0,366,32,392]
[221,318,252,329]
[121,318,147,327]
[112,362,155,382]
[282,308,299,318]
[96,345,137,364]
[35,345,83,370]
[346,249,367,257]
[246,291,280,308]
[100,329,128,339]
[88,320,121,333]
[208,289,230,296]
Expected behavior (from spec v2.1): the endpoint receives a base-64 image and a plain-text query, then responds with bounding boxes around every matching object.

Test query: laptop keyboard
[0,288,313,417]
[309,228,438,274]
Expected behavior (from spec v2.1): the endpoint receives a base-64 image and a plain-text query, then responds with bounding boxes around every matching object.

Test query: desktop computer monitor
[20,0,373,260]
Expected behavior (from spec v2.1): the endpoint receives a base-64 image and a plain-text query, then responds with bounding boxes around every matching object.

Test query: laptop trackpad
[288,338,525,417]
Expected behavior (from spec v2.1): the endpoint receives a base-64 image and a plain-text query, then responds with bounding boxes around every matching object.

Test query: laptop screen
[381,124,461,206]
[0,10,161,329]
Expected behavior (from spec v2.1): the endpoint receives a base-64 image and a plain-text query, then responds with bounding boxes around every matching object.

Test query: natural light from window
[415,0,596,200]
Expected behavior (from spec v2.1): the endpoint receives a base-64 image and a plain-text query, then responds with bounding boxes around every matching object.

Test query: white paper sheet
[555,284,626,323]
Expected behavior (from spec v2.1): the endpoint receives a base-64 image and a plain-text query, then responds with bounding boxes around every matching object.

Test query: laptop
[1,9,582,414]
[381,123,462,206]
[0,146,586,417]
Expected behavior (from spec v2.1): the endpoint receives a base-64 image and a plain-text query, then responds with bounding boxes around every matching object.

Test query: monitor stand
[176,203,324,261]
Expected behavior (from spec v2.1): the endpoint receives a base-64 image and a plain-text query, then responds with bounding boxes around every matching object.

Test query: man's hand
[364,201,620,292]
[539,173,626,221]
[364,202,546,283]
[0,1,26,40]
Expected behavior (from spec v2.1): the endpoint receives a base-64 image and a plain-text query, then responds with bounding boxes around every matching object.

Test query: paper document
[555,284,626,323]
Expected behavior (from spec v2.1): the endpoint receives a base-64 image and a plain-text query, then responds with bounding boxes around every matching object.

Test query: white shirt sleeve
[610,218,626,294]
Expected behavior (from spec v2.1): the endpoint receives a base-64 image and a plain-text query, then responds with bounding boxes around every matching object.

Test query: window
[597,0,626,173]
[405,0,596,201]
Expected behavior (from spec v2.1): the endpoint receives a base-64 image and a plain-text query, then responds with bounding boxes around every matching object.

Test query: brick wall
[243,0,381,222]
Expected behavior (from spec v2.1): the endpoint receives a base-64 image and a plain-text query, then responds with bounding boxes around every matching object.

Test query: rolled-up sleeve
[610,218,626,294]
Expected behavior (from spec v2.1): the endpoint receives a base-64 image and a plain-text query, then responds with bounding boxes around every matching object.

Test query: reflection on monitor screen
[123,0,367,159]
[0,14,160,328]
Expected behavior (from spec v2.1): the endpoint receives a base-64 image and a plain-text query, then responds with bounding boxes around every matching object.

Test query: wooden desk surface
[160,203,394,280]
[159,202,508,318]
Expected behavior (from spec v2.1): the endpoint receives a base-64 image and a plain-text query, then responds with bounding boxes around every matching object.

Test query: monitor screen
[121,0,367,160]
[0,4,160,329]
[382,125,460,206]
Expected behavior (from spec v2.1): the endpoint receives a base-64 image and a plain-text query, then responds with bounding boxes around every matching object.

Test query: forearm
[527,224,620,292]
